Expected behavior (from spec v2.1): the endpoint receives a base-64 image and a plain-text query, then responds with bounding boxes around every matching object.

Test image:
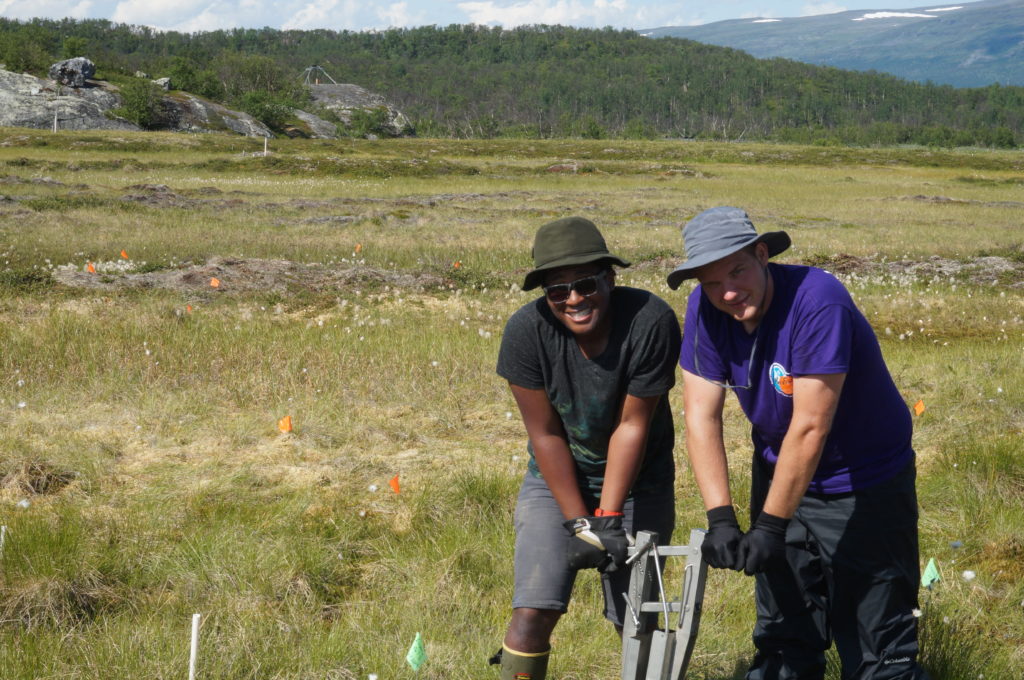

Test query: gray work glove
[736,512,789,576]
[564,515,629,573]
[702,505,744,570]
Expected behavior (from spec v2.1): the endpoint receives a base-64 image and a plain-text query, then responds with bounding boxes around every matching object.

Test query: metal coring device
[620,529,708,680]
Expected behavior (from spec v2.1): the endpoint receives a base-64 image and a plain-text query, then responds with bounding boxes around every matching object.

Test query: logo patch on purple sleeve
[769,362,793,397]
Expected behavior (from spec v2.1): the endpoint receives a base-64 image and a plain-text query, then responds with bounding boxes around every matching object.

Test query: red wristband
[594,508,624,517]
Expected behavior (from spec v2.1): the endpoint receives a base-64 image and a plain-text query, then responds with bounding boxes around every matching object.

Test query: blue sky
[0,1,979,33]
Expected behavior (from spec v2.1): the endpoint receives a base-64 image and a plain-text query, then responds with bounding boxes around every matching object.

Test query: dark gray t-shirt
[496,286,681,499]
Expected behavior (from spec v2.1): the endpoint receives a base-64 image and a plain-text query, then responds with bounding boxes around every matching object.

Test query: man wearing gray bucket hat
[668,206,930,680]
[491,216,681,680]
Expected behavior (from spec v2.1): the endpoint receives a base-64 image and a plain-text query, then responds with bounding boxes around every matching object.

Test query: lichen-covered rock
[289,108,338,138]
[48,57,96,88]
[310,83,412,137]
[153,77,171,91]
[0,66,397,140]
[0,68,271,137]
[0,68,138,131]
[161,92,272,137]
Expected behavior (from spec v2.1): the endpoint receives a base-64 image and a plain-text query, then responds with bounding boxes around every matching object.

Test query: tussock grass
[1,128,1022,678]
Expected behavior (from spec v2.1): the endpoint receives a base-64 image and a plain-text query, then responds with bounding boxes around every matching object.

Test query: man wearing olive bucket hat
[668,206,930,679]
[490,217,681,680]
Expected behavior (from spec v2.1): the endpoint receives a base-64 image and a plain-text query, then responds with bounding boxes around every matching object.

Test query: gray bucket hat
[666,207,790,290]
[522,216,630,290]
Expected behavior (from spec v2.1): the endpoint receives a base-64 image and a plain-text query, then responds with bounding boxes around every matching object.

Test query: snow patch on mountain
[852,12,936,21]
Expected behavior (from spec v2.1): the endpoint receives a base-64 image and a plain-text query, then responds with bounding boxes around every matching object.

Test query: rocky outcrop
[0,68,270,136]
[310,83,412,137]
[48,58,96,88]
[0,66,407,139]
[287,108,338,138]
[0,69,139,131]
[161,92,272,137]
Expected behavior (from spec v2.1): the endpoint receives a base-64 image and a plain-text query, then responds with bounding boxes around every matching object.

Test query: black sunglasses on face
[543,274,603,303]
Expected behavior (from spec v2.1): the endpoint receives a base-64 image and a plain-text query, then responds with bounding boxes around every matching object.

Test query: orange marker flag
[120,249,129,259]
[278,415,293,433]
[388,474,401,494]
[913,399,926,417]
[87,262,96,273]
[210,277,220,288]
[186,305,193,313]
[354,243,362,253]
[453,260,461,269]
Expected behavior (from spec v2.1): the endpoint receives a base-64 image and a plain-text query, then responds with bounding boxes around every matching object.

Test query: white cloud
[457,0,635,28]
[454,0,696,30]
[110,0,211,28]
[69,1,93,17]
[172,7,244,31]
[0,0,98,20]
[283,0,340,29]
[282,0,364,30]
[800,2,846,17]
[377,2,427,28]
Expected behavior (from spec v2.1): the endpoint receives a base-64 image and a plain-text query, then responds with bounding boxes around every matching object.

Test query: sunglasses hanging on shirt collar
[694,322,759,390]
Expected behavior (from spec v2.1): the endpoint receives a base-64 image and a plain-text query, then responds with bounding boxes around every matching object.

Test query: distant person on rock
[667,206,931,680]
[492,217,681,680]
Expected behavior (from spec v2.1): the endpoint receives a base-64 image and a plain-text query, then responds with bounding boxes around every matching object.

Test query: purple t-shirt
[679,264,913,494]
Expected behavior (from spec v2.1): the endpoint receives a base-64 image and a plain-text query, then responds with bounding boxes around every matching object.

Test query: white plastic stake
[53,113,58,133]
[264,137,268,155]
[0,525,6,556]
[188,613,201,680]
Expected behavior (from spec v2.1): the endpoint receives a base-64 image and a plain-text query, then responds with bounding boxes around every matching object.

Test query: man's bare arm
[761,373,846,518]
[682,368,730,510]
[598,393,663,513]
[509,383,588,520]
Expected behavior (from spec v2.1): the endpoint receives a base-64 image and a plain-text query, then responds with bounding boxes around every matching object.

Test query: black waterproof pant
[747,460,931,680]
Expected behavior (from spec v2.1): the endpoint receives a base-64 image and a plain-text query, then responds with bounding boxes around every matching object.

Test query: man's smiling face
[695,243,773,333]
[543,264,614,340]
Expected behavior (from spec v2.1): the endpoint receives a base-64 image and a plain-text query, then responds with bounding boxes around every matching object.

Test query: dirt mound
[807,253,1024,286]
[898,194,1024,209]
[53,257,445,294]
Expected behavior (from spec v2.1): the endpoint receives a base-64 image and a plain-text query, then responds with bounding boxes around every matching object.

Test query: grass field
[1,129,1022,679]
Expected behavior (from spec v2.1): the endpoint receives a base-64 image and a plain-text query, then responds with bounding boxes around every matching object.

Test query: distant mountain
[643,0,1024,88]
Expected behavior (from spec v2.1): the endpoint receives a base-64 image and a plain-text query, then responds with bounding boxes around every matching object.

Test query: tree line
[1,18,1021,147]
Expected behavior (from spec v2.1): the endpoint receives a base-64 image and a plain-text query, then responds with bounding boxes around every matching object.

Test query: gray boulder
[153,77,172,91]
[310,83,412,137]
[48,57,96,88]
[160,92,272,137]
[288,108,338,138]
[0,67,272,137]
[0,68,138,131]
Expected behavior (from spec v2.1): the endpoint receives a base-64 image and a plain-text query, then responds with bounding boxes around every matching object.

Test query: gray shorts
[512,473,675,626]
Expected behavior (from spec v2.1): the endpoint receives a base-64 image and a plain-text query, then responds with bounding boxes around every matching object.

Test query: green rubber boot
[500,644,550,680]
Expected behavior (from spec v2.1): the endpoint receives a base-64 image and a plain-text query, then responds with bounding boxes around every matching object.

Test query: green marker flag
[406,632,427,672]
[921,558,940,588]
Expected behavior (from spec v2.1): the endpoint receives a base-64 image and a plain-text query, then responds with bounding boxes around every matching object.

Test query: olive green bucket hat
[522,217,631,291]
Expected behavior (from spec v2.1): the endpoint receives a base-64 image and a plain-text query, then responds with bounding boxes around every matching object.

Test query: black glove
[702,505,744,570]
[564,515,629,573]
[736,512,789,576]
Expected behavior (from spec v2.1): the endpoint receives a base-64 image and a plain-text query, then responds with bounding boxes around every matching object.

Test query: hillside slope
[643,0,1024,88]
